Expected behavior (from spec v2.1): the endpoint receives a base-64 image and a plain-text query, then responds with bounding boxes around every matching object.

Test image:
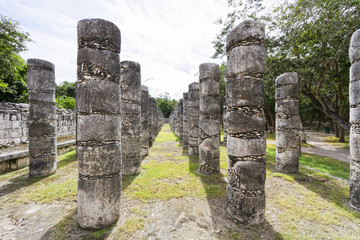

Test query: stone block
[28,91,56,103]
[227,45,266,76]
[226,184,265,225]
[77,114,121,142]
[350,61,360,82]
[29,136,57,158]
[77,173,121,230]
[275,100,299,114]
[350,132,360,162]
[276,130,300,149]
[77,80,120,114]
[227,135,266,157]
[226,20,265,52]
[200,96,220,114]
[77,48,120,81]
[229,161,266,191]
[78,143,121,176]
[77,18,121,52]
[225,110,265,134]
[350,81,360,106]
[199,117,220,137]
[226,76,264,107]
[29,154,57,178]
[349,29,360,64]
[29,102,57,121]
[28,120,57,137]
[275,85,299,100]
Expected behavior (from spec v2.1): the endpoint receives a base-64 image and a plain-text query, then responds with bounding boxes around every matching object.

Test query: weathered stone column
[188,82,200,156]
[27,59,57,178]
[76,19,121,230]
[149,97,156,147]
[275,72,300,173]
[349,29,360,210]
[198,63,220,174]
[182,93,189,152]
[179,99,183,142]
[120,61,142,175]
[223,100,228,146]
[225,20,266,225]
[141,85,150,160]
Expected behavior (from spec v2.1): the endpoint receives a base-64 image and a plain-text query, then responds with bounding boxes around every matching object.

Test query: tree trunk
[303,90,350,131]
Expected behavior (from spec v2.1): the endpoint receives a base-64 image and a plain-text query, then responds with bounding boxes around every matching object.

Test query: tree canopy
[213,0,360,135]
[156,93,178,118]
[0,15,31,103]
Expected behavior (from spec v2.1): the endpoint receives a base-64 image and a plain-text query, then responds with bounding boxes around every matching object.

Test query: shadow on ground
[0,152,77,197]
[187,156,284,239]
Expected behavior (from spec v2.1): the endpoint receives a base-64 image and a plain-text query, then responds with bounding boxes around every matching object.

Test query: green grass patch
[0,150,78,206]
[325,136,350,149]
[266,144,349,180]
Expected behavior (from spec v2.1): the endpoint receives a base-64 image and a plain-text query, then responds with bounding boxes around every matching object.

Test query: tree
[213,0,360,138]
[0,15,31,102]
[156,93,178,118]
[55,81,76,109]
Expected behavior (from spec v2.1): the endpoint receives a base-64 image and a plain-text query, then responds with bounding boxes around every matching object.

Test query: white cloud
[1,0,228,99]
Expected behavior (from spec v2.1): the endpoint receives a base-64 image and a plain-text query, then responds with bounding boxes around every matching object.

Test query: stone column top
[121,60,141,72]
[226,20,265,53]
[199,63,220,80]
[189,82,200,91]
[77,18,121,52]
[27,58,55,72]
[350,29,360,64]
[141,85,149,92]
[275,72,298,86]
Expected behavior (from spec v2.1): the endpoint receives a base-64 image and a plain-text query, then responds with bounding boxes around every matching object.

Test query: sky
[1,0,229,100]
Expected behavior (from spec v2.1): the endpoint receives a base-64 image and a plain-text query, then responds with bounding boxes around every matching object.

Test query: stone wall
[0,102,76,147]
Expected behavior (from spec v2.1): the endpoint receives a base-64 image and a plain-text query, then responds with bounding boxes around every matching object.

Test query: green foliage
[0,15,31,102]
[55,81,76,109]
[213,0,360,129]
[156,93,177,118]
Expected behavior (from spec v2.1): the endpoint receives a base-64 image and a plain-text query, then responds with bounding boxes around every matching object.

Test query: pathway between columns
[267,130,350,163]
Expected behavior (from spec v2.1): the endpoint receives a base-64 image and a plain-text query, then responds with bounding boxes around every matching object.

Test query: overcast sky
[1,0,229,100]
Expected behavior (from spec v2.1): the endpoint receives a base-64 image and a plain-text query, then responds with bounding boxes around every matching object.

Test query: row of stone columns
[75,18,164,230]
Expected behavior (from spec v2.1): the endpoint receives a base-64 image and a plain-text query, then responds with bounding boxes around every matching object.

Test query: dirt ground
[0,126,359,240]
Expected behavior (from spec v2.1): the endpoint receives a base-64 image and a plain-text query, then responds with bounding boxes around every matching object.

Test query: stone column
[141,85,150,160]
[349,29,360,210]
[275,72,300,173]
[179,99,183,142]
[76,18,121,230]
[198,63,220,174]
[149,97,156,147]
[223,100,228,146]
[225,20,266,225]
[182,93,189,152]
[188,82,200,156]
[27,59,57,178]
[120,61,142,175]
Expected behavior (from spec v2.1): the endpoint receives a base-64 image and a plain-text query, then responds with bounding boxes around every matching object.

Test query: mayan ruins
[182,92,189,152]
[198,63,220,175]
[27,58,57,178]
[140,85,150,160]
[225,20,266,225]
[187,82,200,156]
[275,72,300,173]
[2,1,360,239]
[120,61,142,175]
[76,19,122,230]
[349,29,360,210]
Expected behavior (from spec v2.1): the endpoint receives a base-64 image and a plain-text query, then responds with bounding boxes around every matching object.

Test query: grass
[1,124,359,239]
[325,136,350,149]
[0,150,78,207]
[266,144,350,180]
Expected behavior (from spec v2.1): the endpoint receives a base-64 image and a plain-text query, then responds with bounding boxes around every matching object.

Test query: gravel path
[267,130,350,163]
